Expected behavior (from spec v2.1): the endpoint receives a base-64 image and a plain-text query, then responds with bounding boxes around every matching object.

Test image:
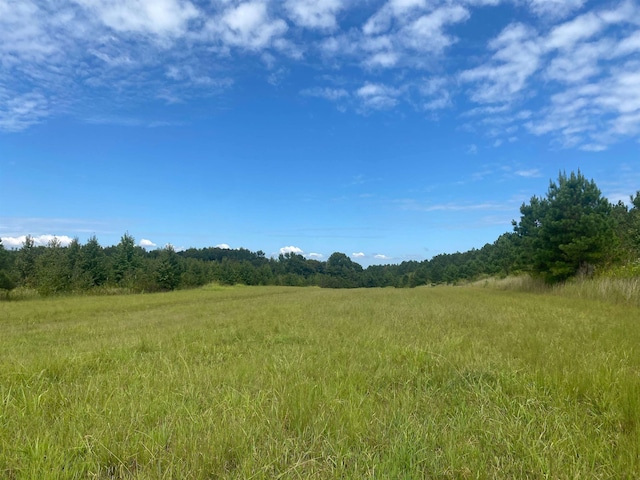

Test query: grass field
[1,285,639,479]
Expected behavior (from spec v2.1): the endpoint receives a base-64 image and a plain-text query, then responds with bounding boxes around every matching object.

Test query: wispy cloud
[397,199,515,212]
[356,82,401,110]
[1,0,639,152]
[300,86,349,101]
[514,169,542,178]
[0,216,114,237]
[0,91,49,131]
[527,0,587,19]
[460,0,640,149]
[75,0,199,37]
[460,23,542,105]
[284,0,344,30]
[209,1,288,52]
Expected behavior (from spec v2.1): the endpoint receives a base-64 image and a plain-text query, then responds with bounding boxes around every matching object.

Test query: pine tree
[0,239,16,294]
[514,171,615,282]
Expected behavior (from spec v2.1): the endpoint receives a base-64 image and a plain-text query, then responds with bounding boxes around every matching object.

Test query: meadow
[1,285,638,479]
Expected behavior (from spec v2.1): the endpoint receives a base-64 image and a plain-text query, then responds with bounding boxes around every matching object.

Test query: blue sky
[1,0,639,265]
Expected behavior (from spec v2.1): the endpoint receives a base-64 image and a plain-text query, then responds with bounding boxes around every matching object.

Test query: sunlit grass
[478,273,640,307]
[1,285,639,478]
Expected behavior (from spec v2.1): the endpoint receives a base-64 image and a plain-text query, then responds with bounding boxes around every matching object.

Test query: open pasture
[1,285,639,478]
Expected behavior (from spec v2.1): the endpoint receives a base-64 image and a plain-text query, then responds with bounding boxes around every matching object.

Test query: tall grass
[1,285,639,478]
[478,273,640,307]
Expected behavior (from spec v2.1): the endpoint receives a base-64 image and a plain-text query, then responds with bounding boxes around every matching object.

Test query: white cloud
[0,236,26,248]
[0,0,639,153]
[284,0,344,30]
[74,0,199,37]
[615,31,640,57]
[421,76,452,110]
[212,1,288,51]
[280,245,303,255]
[0,0,59,65]
[0,91,49,132]
[544,39,612,84]
[460,23,542,104]
[374,254,390,259]
[514,169,541,177]
[580,143,607,152]
[139,238,156,248]
[356,82,401,109]
[390,0,428,12]
[459,0,640,150]
[364,51,399,68]
[166,65,233,88]
[215,243,231,249]
[358,2,470,69]
[308,252,324,259]
[301,87,349,101]
[0,235,74,248]
[526,60,640,149]
[526,0,587,19]
[397,199,512,212]
[544,12,604,51]
[399,6,470,54]
[352,252,365,258]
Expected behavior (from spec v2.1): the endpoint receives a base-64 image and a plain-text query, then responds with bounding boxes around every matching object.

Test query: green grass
[477,273,640,307]
[1,285,639,478]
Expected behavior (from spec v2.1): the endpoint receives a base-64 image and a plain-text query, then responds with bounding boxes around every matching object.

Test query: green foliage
[15,234,37,287]
[113,232,141,287]
[0,239,16,294]
[615,192,640,261]
[514,171,616,283]
[324,252,363,288]
[82,235,108,287]
[36,237,71,295]
[155,244,182,291]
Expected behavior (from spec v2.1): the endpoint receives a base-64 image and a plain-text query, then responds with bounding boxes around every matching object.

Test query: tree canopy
[513,171,616,282]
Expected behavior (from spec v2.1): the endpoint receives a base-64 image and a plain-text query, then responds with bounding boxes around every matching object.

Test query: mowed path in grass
[1,285,639,479]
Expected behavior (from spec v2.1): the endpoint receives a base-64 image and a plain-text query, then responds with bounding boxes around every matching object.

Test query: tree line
[1,171,639,296]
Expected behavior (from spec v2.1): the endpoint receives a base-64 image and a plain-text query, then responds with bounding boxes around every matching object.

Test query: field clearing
[1,285,639,479]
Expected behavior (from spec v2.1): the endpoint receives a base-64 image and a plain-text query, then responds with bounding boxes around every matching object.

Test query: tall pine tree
[514,171,615,282]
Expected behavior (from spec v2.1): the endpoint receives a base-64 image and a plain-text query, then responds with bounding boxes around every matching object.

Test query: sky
[1,0,639,266]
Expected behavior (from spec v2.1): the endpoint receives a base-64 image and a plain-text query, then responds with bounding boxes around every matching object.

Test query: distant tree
[113,232,141,287]
[15,234,37,287]
[325,252,363,288]
[0,239,17,295]
[629,192,640,258]
[279,252,315,278]
[155,244,182,291]
[36,237,71,295]
[613,192,640,262]
[66,237,85,289]
[513,171,615,283]
[82,235,108,287]
[491,233,519,276]
[180,258,210,288]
